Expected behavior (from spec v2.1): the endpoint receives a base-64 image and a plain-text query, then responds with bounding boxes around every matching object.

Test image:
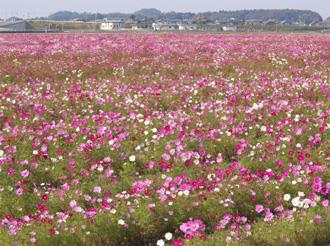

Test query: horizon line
[0,8,328,19]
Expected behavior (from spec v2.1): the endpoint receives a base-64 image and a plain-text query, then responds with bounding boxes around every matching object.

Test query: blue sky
[0,0,329,19]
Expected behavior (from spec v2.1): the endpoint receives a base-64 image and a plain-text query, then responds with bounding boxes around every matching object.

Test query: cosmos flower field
[0,33,329,246]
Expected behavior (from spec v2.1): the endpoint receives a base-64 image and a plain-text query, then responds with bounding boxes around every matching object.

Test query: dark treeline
[44,8,323,24]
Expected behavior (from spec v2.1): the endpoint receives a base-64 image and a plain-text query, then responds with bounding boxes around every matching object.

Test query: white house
[222,26,237,32]
[100,20,123,31]
[132,24,146,30]
[152,23,177,31]
[131,25,140,30]
[178,24,198,31]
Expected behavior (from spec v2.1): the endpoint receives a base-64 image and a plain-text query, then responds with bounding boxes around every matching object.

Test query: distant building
[222,26,237,32]
[6,17,23,22]
[292,22,305,26]
[264,19,279,25]
[132,25,141,30]
[326,17,330,25]
[216,17,237,24]
[131,23,148,30]
[324,18,330,27]
[280,20,289,25]
[152,23,177,31]
[308,20,322,26]
[0,21,30,32]
[100,20,123,31]
[245,19,264,25]
[178,24,198,31]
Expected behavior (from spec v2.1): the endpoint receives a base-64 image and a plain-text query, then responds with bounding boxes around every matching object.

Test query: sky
[0,0,329,19]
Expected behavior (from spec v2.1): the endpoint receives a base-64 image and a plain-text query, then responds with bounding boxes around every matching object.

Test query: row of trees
[46,9,323,25]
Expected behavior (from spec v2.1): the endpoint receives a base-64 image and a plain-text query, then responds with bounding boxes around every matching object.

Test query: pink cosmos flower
[313,215,322,223]
[274,205,284,212]
[86,208,98,218]
[20,169,30,178]
[321,200,329,207]
[264,209,274,222]
[216,153,223,164]
[93,186,102,193]
[180,219,205,239]
[16,188,24,196]
[162,153,171,161]
[255,204,264,213]
[69,200,77,208]
[312,182,322,192]
[7,168,15,176]
[145,161,154,169]
[295,128,302,135]
[320,186,329,196]
[31,162,38,169]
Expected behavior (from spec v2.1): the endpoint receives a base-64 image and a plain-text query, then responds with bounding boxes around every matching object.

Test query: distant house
[280,20,289,25]
[131,25,141,30]
[6,17,22,22]
[292,21,305,26]
[199,23,222,32]
[152,23,177,31]
[326,17,330,24]
[178,24,198,31]
[0,21,30,32]
[264,19,279,25]
[132,23,148,30]
[324,18,330,27]
[222,26,237,32]
[216,17,237,24]
[308,20,321,26]
[245,19,264,25]
[100,20,123,31]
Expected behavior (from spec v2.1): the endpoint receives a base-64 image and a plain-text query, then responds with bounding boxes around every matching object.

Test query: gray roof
[102,19,123,23]
[0,20,26,27]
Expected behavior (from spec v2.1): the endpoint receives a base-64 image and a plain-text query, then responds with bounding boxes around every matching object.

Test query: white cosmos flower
[129,155,136,162]
[151,128,157,133]
[261,126,267,132]
[292,197,302,207]
[157,239,165,246]
[283,194,291,201]
[183,190,189,196]
[298,192,305,197]
[118,219,125,225]
[165,232,172,241]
